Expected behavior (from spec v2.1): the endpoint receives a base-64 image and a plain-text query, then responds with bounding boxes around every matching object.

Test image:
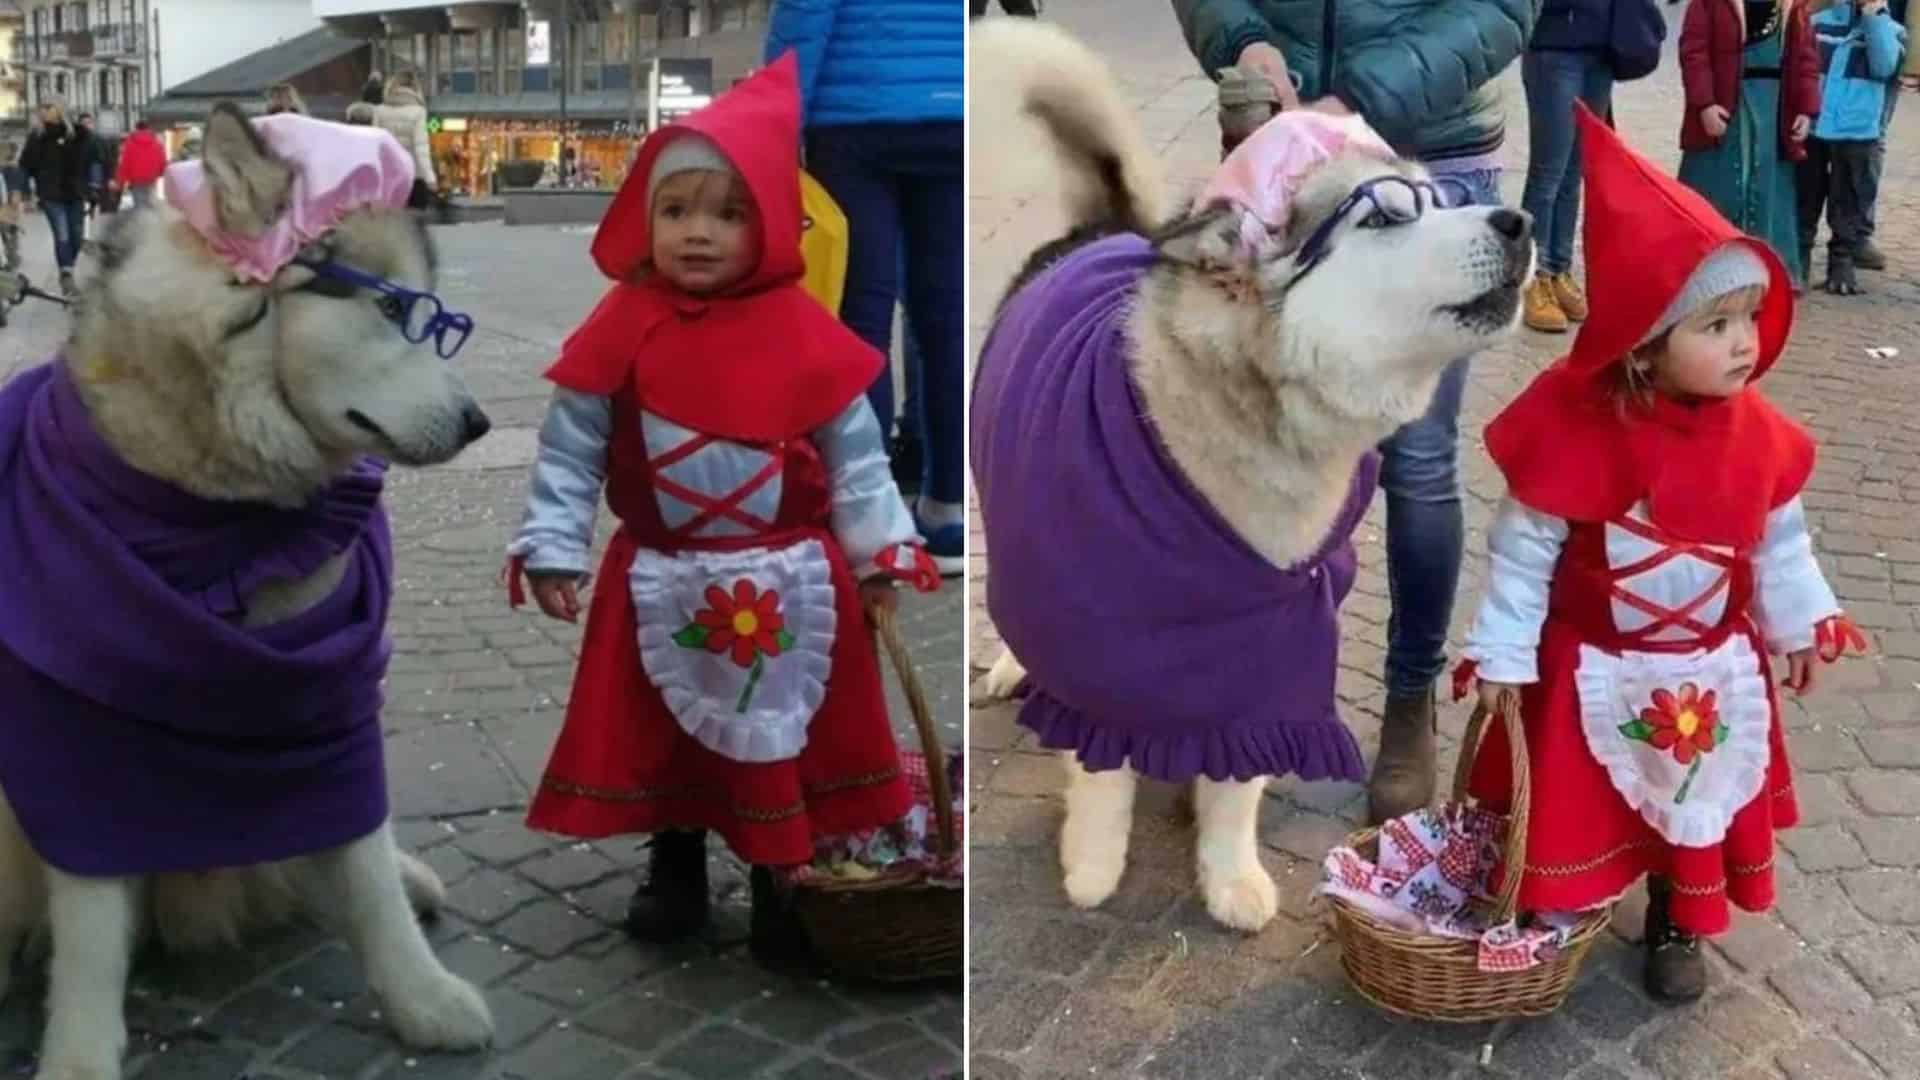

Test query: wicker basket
[1325,694,1612,1022]
[788,605,963,984]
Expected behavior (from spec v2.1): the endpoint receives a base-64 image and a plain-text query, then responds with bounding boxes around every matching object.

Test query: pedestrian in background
[374,71,437,210]
[1799,0,1907,292]
[113,120,167,210]
[265,83,307,116]
[765,0,966,577]
[0,143,23,271]
[19,102,93,297]
[1676,0,1820,289]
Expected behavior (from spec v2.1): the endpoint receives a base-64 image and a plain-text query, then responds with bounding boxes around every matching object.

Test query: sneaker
[1523,273,1569,333]
[1855,240,1887,271]
[915,510,965,579]
[1549,272,1589,322]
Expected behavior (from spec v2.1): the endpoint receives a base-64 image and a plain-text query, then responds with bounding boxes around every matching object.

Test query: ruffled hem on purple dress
[1018,690,1367,784]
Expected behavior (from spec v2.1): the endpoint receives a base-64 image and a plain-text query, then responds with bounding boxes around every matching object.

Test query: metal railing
[91,23,142,59]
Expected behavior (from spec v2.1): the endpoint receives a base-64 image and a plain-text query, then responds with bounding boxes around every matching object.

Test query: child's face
[650,170,759,295]
[1651,288,1764,399]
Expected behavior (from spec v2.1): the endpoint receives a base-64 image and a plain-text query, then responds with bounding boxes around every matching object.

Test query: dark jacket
[1678,0,1821,161]
[19,121,93,203]
[1532,0,1615,51]
[1170,0,1536,160]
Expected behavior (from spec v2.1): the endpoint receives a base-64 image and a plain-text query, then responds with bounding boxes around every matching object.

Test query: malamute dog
[971,20,1533,933]
[0,105,494,1077]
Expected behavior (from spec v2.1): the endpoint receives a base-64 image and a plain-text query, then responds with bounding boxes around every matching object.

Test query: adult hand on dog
[1235,42,1302,111]
[1701,105,1731,139]
[860,576,898,626]
[530,574,583,623]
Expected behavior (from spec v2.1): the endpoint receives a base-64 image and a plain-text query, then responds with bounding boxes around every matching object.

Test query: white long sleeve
[1750,497,1842,655]
[812,396,919,571]
[1463,497,1571,684]
[506,388,610,577]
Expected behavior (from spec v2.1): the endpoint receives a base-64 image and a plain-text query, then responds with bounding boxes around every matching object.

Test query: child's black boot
[749,865,821,976]
[1826,250,1863,296]
[625,829,710,942]
[1643,874,1708,1003]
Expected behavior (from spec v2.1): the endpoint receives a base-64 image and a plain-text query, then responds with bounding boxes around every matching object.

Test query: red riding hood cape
[1484,105,1813,548]
[545,52,881,442]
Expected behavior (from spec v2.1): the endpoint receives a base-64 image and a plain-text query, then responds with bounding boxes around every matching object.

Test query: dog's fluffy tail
[969,19,1166,234]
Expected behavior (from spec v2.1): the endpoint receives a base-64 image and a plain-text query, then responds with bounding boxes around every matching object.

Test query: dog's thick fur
[0,104,494,1079]
[971,21,1534,933]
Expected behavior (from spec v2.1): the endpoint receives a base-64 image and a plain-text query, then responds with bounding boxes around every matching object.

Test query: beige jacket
[373,85,435,188]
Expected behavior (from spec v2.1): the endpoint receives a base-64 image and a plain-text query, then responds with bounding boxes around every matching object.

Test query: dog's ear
[1152,204,1269,302]
[200,102,294,238]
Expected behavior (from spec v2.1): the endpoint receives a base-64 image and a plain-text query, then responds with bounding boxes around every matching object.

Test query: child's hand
[859,576,898,625]
[1701,105,1731,139]
[1790,114,1812,142]
[530,574,583,623]
[1865,0,1889,16]
[1783,647,1819,696]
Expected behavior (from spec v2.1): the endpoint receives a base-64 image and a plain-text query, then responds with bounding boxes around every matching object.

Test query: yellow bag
[799,170,849,316]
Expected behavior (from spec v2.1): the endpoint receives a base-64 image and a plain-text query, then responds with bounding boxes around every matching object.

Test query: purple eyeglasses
[293,257,475,360]
[1288,175,1474,287]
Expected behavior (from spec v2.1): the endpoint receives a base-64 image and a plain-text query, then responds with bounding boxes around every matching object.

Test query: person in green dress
[1676,0,1823,288]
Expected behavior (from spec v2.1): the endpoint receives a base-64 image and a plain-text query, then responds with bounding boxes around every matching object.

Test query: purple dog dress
[971,233,1375,784]
[0,362,394,875]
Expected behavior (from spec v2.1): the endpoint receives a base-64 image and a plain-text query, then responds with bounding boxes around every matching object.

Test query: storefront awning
[144,27,368,127]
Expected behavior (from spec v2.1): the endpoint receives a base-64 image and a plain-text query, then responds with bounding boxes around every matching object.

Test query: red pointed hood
[1482,104,1813,548]
[543,52,881,443]
[1563,104,1794,383]
[590,53,806,291]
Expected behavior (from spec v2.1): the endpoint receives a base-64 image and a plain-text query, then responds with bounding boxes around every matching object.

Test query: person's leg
[130,183,154,210]
[1796,138,1831,288]
[1519,51,1577,331]
[1826,140,1873,294]
[1367,166,1491,823]
[806,125,904,436]
[897,122,965,575]
[1859,89,1895,268]
[1550,55,1615,320]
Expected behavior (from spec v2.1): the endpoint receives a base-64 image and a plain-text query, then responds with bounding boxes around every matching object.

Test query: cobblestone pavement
[0,214,962,1077]
[969,3,1920,1078]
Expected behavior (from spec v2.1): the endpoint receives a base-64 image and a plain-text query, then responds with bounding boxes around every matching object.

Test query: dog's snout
[461,404,492,445]
[1488,208,1532,243]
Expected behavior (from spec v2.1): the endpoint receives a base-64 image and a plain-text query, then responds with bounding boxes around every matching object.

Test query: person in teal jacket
[765,0,965,577]
[1170,0,1535,828]
[1799,0,1907,294]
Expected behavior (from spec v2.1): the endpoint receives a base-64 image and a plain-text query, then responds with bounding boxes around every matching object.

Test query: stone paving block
[519,845,620,892]
[1781,824,1871,872]
[1835,1001,1920,1077]
[1857,728,1920,768]
[455,825,559,867]
[859,1031,971,1078]
[1693,985,1799,1054]
[1775,874,1877,941]
[970,972,1071,1055]
[1633,1018,1747,1080]
[133,1038,261,1079]
[1840,867,1920,925]
[1851,817,1920,866]
[437,936,536,988]
[443,867,543,925]
[1776,1034,1881,1080]
[1837,929,1920,998]
[654,1022,789,1079]
[275,1023,394,1075]
[1362,1027,1471,1080]
[1768,953,1876,1019]
[738,987,864,1045]
[502,1027,638,1080]
[1847,770,1920,816]
[491,899,606,958]
[1712,914,1806,976]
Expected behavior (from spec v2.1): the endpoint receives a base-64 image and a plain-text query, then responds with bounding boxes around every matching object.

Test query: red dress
[524,388,911,866]
[1466,516,1798,935]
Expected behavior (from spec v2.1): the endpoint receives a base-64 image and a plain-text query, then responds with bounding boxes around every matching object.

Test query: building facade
[317,1,770,195]
[16,0,316,135]
[0,4,27,139]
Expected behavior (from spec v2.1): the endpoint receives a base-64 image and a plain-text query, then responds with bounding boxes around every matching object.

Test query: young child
[1676,0,1821,288]
[504,55,939,969]
[1456,106,1866,1004]
[1798,0,1907,294]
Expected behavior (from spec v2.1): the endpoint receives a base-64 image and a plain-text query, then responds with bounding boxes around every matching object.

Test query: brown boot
[1366,691,1438,826]
[1523,273,1569,333]
[1549,272,1589,322]
[1643,875,1708,1003]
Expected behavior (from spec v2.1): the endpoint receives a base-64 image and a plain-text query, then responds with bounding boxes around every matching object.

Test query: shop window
[716,1,751,30]
[504,26,523,94]
[579,21,601,92]
[477,28,497,94]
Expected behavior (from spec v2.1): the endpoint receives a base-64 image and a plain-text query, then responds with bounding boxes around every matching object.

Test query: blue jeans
[1377,162,1501,699]
[805,121,963,505]
[1520,49,1614,274]
[41,200,84,270]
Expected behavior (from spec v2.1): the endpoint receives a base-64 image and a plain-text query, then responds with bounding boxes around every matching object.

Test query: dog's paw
[33,1059,120,1080]
[398,852,447,920]
[1202,868,1278,933]
[1061,855,1125,910]
[383,970,494,1051]
[978,651,1028,700]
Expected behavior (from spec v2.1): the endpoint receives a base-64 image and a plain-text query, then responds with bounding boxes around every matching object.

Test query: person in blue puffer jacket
[765,0,965,578]
[1520,2,1620,334]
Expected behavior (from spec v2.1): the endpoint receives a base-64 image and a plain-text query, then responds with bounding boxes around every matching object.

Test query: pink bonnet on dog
[164,113,417,283]
[1198,110,1397,251]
